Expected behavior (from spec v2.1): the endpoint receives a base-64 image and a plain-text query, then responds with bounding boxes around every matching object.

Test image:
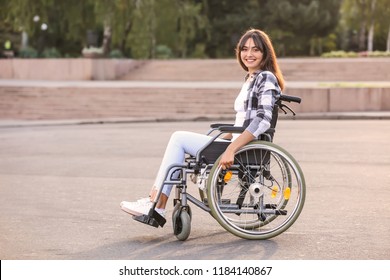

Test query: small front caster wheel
[172,209,191,241]
[173,202,192,220]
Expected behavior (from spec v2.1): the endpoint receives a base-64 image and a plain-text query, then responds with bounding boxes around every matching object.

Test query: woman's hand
[219,147,235,170]
[219,130,255,170]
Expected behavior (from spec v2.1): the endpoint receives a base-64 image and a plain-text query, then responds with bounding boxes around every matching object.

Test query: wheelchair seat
[197,103,279,165]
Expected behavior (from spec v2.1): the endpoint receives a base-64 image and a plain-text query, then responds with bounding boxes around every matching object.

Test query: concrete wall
[285,87,390,113]
[1,58,390,81]
[0,59,143,80]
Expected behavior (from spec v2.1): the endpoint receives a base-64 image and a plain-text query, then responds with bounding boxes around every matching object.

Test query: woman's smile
[240,38,263,73]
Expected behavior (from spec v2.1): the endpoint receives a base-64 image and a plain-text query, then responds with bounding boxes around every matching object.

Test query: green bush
[321,50,358,58]
[155,45,172,59]
[18,46,38,58]
[322,50,390,58]
[366,51,390,57]
[42,47,62,58]
[190,43,208,58]
[109,49,124,58]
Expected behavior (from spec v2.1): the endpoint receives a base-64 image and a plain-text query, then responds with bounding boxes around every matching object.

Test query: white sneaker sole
[121,206,142,216]
[120,202,146,216]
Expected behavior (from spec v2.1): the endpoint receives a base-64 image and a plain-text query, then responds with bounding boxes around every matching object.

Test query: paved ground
[0,119,389,260]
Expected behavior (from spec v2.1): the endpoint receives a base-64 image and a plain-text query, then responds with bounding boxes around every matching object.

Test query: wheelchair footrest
[133,210,166,228]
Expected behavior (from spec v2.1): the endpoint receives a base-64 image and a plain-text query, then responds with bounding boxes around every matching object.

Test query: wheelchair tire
[207,141,306,240]
[172,201,192,220]
[172,207,191,241]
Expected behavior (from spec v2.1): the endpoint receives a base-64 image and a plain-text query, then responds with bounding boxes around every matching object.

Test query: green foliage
[190,43,208,58]
[321,50,390,58]
[363,51,390,57]
[321,50,359,58]
[109,49,124,58]
[41,47,61,58]
[18,46,38,58]
[340,0,390,51]
[203,0,260,58]
[267,0,341,55]
[155,45,173,59]
[1,0,389,58]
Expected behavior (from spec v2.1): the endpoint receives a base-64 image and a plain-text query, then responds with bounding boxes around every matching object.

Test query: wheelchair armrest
[218,126,245,133]
[210,123,234,129]
[209,123,245,133]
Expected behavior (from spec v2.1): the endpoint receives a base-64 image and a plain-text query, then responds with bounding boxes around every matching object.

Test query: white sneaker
[120,198,166,217]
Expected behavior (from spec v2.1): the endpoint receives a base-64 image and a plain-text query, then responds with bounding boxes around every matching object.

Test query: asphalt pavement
[0,119,389,260]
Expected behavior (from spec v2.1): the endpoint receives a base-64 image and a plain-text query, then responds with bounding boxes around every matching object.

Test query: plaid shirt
[243,70,281,138]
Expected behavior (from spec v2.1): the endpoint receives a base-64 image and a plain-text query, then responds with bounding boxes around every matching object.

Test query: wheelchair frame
[133,94,306,240]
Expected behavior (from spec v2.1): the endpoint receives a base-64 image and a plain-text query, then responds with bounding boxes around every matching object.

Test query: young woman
[120,28,285,220]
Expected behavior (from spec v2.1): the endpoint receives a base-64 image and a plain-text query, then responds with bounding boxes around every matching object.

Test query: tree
[176,1,206,57]
[93,0,114,55]
[1,0,97,56]
[267,0,341,56]
[111,0,138,55]
[202,0,261,58]
[374,0,390,51]
[342,0,390,52]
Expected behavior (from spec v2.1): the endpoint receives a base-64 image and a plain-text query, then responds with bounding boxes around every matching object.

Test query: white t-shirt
[232,82,249,141]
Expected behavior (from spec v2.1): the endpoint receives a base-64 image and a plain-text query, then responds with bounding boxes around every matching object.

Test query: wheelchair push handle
[278,94,301,116]
[209,94,302,132]
[279,94,301,104]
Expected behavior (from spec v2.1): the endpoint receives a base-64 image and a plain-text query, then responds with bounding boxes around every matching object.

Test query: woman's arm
[219,130,254,170]
[221,133,233,140]
[219,72,280,170]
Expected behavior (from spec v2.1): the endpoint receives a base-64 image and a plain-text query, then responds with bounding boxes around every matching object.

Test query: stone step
[121,58,390,82]
[1,84,390,121]
[0,86,237,120]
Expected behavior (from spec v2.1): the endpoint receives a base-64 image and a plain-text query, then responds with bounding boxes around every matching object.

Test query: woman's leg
[153,131,214,199]
[121,131,217,217]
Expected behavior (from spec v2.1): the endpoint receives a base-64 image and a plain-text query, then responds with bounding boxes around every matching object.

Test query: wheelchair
[133,94,306,241]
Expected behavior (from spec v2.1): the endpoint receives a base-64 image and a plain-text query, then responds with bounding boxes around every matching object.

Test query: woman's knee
[169,131,190,144]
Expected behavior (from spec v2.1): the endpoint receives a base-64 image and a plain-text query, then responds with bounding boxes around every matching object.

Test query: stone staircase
[1,58,390,121]
[121,58,390,82]
[0,85,238,121]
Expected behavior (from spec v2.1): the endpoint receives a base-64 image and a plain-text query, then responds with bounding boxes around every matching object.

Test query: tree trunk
[357,0,367,51]
[317,38,323,55]
[358,21,367,51]
[102,20,112,56]
[367,0,376,52]
[387,24,390,52]
[120,20,133,54]
[21,31,28,48]
[309,38,315,56]
[367,22,374,52]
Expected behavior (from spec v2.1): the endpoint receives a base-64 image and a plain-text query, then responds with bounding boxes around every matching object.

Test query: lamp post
[34,15,48,55]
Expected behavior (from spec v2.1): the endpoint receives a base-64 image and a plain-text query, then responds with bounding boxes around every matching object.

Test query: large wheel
[207,141,305,240]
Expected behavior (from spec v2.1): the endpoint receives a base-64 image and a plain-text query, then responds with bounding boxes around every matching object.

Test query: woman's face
[240,37,263,73]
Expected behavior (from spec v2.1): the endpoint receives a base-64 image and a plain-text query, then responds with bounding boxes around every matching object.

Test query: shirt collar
[245,69,262,81]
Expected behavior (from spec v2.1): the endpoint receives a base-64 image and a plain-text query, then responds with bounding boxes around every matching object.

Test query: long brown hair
[236,29,285,91]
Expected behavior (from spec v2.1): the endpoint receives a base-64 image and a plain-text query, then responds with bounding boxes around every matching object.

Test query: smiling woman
[120,28,286,232]
[240,38,263,73]
[236,29,285,91]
